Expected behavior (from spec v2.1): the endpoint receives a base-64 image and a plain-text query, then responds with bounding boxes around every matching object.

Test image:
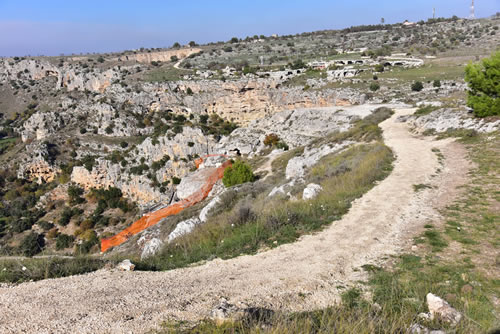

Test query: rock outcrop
[71,127,216,206]
[17,141,61,183]
[116,259,135,271]
[167,218,201,243]
[114,48,202,63]
[0,59,124,92]
[216,104,398,156]
[303,183,323,200]
[403,109,500,134]
[423,293,462,326]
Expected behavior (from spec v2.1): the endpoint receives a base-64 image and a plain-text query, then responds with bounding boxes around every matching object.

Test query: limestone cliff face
[115,48,202,63]
[70,127,217,206]
[18,158,60,183]
[57,68,119,92]
[0,59,59,81]
[0,59,123,92]
[114,79,365,126]
[216,105,378,155]
[71,160,169,205]
[21,111,61,142]
[17,142,61,183]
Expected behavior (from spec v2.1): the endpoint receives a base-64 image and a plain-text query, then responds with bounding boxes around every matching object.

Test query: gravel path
[0,108,469,334]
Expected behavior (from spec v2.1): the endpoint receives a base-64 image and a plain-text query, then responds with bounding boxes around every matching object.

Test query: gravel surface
[0,108,469,334]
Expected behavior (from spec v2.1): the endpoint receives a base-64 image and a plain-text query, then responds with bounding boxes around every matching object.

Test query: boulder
[140,238,164,260]
[210,298,240,324]
[426,293,462,326]
[117,259,135,271]
[209,298,274,326]
[168,218,201,242]
[199,195,222,223]
[303,183,323,200]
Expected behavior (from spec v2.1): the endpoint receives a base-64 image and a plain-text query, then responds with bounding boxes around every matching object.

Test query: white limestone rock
[199,195,222,223]
[168,218,201,243]
[303,183,323,200]
[405,109,500,134]
[426,293,462,326]
[117,259,135,271]
[140,238,164,260]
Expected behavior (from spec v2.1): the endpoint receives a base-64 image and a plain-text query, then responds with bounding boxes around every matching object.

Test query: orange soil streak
[101,158,231,252]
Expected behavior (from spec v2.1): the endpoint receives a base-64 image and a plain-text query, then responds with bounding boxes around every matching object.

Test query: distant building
[402,20,417,27]
[309,61,328,70]
[271,34,278,38]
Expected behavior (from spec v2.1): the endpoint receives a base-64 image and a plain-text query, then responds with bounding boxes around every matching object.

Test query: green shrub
[374,64,385,72]
[276,141,289,151]
[222,160,255,187]
[369,82,380,91]
[58,207,74,226]
[414,105,439,116]
[20,232,44,257]
[433,79,441,88]
[290,59,306,70]
[172,177,182,185]
[199,114,209,124]
[11,218,34,233]
[81,155,96,172]
[411,81,424,92]
[465,51,500,117]
[67,184,85,205]
[55,234,75,250]
[151,155,171,171]
[38,221,54,231]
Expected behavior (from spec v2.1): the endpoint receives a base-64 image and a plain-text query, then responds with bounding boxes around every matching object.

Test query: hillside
[0,15,499,334]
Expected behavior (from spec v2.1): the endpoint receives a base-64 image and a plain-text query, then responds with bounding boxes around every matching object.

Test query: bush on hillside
[374,64,385,72]
[67,184,85,205]
[20,232,44,257]
[465,51,500,117]
[411,81,424,92]
[264,133,279,146]
[370,82,380,91]
[222,160,255,187]
[56,234,75,250]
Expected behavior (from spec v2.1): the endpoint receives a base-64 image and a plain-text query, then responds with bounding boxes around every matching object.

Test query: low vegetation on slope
[136,108,395,271]
[159,132,500,334]
[0,257,106,283]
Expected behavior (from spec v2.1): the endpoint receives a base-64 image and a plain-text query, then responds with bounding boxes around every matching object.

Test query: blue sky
[0,0,498,56]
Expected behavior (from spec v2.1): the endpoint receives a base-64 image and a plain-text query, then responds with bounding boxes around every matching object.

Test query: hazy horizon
[1,0,498,57]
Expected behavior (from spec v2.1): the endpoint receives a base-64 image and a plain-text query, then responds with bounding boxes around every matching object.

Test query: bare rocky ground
[0,107,470,334]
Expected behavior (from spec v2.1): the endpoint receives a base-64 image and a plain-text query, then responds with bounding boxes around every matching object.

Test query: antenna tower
[470,0,475,19]
[433,7,436,19]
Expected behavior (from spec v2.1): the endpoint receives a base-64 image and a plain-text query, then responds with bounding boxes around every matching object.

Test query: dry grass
[155,132,500,334]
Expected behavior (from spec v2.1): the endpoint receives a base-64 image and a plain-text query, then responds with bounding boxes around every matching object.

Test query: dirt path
[0,108,469,334]
[254,149,285,180]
